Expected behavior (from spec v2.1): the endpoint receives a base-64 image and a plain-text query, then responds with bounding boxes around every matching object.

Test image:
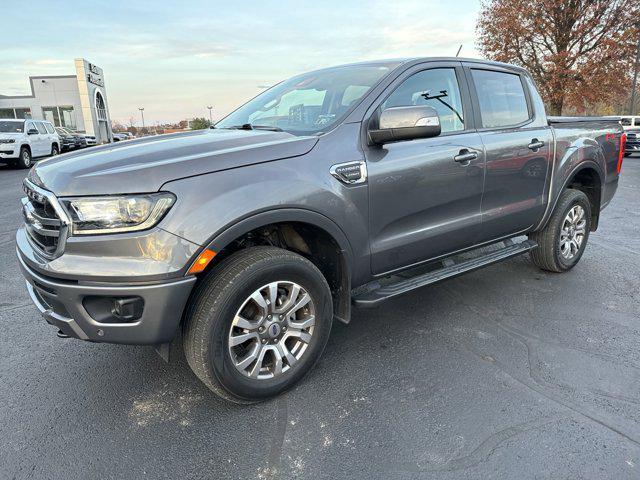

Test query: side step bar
[353,238,537,308]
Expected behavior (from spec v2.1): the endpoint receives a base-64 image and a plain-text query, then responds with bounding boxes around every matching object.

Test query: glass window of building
[0,109,14,119]
[14,108,32,119]
[60,106,76,129]
[42,106,61,126]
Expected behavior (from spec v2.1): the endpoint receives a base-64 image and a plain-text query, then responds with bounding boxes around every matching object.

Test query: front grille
[22,180,69,258]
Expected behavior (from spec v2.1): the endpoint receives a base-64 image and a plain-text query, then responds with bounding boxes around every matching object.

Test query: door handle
[528,139,544,150]
[453,149,478,164]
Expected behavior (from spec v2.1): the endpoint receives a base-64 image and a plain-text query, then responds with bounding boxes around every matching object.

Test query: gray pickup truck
[17,58,625,403]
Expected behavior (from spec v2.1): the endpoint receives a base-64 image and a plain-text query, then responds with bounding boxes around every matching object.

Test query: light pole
[207,105,213,125]
[138,107,145,132]
[630,24,640,116]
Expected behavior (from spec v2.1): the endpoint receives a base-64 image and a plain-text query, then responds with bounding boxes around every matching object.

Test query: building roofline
[0,75,78,99]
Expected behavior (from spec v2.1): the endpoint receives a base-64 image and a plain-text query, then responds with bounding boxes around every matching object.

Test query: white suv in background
[0,119,60,169]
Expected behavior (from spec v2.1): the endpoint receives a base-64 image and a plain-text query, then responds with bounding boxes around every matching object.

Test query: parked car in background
[17,58,624,403]
[621,116,640,131]
[55,127,79,152]
[625,129,640,156]
[0,119,59,168]
[55,127,86,150]
[112,132,130,141]
[75,131,96,146]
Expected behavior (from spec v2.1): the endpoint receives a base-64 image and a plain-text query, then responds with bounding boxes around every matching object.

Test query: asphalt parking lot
[1,158,639,480]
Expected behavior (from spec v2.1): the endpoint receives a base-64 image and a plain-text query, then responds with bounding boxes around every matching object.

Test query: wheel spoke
[249,346,269,378]
[272,346,283,375]
[235,343,261,370]
[286,328,312,343]
[267,283,279,312]
[287,292,311,316]
[250,290,268,312]
[288,315,315,330]
[229,331,259,347]
[233,314,255,330]
[276,342,297,368]
[277,284,300,313]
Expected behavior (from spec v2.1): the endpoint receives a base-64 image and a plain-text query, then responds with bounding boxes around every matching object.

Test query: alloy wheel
[228,281,315,380]
[559,205,586,260]
[22,150,31,167]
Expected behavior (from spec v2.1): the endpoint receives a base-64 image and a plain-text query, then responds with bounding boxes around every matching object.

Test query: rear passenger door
[464,64,553,242]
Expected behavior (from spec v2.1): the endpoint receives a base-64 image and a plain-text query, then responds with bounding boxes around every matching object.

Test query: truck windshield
[0,121,24,133]
[216,64,396,135]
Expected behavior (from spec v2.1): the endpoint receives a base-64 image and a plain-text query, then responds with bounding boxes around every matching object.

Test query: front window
[381,68,465,133]
[216,64,397,135]
[0,121,24,133]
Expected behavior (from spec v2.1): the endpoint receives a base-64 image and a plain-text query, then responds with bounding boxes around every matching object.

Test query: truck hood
[30,128,318,196]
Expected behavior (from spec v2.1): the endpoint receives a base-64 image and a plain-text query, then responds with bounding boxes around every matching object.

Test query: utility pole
[138,107,145,131]
[630,27,640,115]
[207,105,213,125]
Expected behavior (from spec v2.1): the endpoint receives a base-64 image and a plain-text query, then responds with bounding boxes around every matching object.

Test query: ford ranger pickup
[16,58,625,403]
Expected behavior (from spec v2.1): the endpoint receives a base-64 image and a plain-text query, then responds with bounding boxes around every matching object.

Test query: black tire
[51,144,59,156]
[17,147,32,169]
[183,246,333,403]
[528,189,591,272]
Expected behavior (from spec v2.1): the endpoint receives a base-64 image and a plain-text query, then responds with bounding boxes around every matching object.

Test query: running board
[353,238,537,308]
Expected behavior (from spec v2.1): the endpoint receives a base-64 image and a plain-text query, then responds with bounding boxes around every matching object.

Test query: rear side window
[471,69,530,128]
[44,123,55,134]
[35,122,47,134]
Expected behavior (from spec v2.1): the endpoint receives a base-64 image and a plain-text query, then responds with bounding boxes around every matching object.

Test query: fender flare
[197,208,355,323]
[537,159,604,231]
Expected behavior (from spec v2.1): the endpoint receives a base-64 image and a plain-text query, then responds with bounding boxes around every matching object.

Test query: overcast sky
[2,0,482,125]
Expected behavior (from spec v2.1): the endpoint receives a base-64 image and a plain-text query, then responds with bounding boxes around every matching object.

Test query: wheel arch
[563,163,603,231]
[538,160,604,232]
[192,208,354,324]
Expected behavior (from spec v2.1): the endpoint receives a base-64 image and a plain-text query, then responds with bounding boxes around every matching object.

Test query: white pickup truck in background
[0,119,60,168]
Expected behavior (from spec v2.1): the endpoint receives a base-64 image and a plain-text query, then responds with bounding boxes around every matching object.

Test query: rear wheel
[17,147,32,169]
[183,246,333,403]
[529,189,591,272]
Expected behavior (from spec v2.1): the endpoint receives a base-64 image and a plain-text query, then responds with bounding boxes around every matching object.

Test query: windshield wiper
[223,123,282,132]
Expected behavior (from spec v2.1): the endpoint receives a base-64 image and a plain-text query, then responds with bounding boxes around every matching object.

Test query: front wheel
[183,246,333,403]
[17,147,32,169]
[51,144,59,156]
[529,189,591,272]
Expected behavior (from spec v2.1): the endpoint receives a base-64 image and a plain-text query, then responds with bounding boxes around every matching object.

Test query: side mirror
[369,106,441,145]
[28,128,39,135]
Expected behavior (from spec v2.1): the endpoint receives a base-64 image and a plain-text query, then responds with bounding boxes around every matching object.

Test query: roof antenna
[455,45,463,57]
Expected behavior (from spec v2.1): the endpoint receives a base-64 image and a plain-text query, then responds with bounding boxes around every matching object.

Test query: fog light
[111,297,144,322]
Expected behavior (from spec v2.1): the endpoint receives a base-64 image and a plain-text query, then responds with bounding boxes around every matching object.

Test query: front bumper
[18,251,196,344]
[0,148,17,159]
[625,142,640,153]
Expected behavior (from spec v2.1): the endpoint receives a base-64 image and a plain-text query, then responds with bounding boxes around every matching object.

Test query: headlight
[60,193,175,235]
[0,139,16,144]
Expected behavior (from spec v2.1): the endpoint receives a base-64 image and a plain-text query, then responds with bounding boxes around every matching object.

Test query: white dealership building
[0,58,113,143]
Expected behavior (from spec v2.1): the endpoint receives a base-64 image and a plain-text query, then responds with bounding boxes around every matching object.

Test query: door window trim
[463,64,534,132]
[361,61,477,147]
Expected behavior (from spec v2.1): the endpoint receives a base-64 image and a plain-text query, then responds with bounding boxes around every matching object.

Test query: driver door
[363,63,486,275]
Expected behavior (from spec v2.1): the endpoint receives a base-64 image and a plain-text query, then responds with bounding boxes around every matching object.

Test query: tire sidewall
[207,259,332,401]
[19,148,32,168]
[553,192,591,270]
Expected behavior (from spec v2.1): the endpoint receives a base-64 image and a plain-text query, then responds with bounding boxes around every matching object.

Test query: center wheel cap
[267,322,282,339]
